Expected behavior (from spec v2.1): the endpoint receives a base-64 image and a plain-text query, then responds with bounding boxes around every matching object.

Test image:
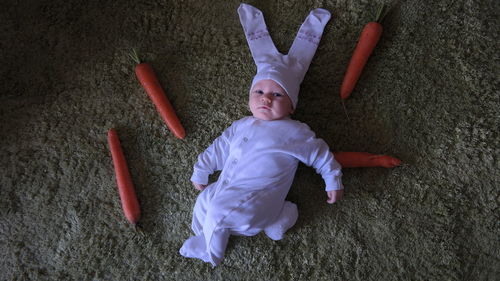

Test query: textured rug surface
[1,0,498,280]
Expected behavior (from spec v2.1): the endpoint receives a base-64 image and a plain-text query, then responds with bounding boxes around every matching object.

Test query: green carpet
[1,0,498,280]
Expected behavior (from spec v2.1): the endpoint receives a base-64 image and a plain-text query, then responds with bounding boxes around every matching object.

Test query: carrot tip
[134,223,144,232]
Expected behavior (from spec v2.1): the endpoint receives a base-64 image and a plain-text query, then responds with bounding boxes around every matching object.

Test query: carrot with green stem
[340,4,389,102]
[130,49,186,139]
[333,151,401,168]
[108,128,141,226]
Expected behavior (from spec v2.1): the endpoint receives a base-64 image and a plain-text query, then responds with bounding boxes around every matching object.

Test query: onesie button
[223,180,228,185]
[243,137,248,142]
[232,159,238,164]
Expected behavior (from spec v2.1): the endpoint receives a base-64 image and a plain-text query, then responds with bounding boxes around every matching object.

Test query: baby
[179,3,342,266]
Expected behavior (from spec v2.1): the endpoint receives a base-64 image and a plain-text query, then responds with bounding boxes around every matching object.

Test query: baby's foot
[179,235,211,263]
[264,201,298,241]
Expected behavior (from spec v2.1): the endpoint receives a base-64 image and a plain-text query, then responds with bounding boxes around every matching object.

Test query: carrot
[340,4,388,100]
[130,49,186,139]
[333,151,401,168]
[108,128,141,225]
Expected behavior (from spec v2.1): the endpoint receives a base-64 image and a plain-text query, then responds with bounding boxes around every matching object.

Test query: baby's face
[248,79,294,121]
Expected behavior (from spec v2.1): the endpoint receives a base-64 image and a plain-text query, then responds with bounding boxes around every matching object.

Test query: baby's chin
[251,112,290,121]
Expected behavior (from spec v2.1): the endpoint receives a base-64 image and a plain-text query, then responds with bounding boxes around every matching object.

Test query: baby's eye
[273,92,283,97]
[254,90,264,94]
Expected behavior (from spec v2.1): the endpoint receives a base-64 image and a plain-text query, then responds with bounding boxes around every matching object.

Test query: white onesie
[180,117,343,266]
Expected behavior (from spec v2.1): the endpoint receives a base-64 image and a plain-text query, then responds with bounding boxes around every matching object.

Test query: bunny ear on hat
[238,3,331,109]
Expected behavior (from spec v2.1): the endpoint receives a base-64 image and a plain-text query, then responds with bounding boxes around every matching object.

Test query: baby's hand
[192,182,207,191]
[327,189,344,204]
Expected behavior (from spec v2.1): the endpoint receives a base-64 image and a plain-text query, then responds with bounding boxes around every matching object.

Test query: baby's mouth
[258,105,270,110]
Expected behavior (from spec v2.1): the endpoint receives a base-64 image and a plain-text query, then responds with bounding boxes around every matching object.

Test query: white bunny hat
[238,3,331,109]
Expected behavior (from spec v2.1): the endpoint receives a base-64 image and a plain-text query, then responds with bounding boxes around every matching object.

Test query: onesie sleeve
[190,121,236,185]
[291,123,343,191]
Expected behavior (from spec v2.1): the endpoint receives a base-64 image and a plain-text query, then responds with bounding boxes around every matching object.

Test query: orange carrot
[333,151,401,168]
[340,4,387,100]
[130,49,186,139]
[108,128,141,225]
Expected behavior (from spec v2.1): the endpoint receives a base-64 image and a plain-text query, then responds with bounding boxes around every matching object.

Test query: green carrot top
[375,4,389,23]
[129,48,142,65]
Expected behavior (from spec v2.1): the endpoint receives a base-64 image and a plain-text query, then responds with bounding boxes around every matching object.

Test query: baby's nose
[261,94,272,103]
